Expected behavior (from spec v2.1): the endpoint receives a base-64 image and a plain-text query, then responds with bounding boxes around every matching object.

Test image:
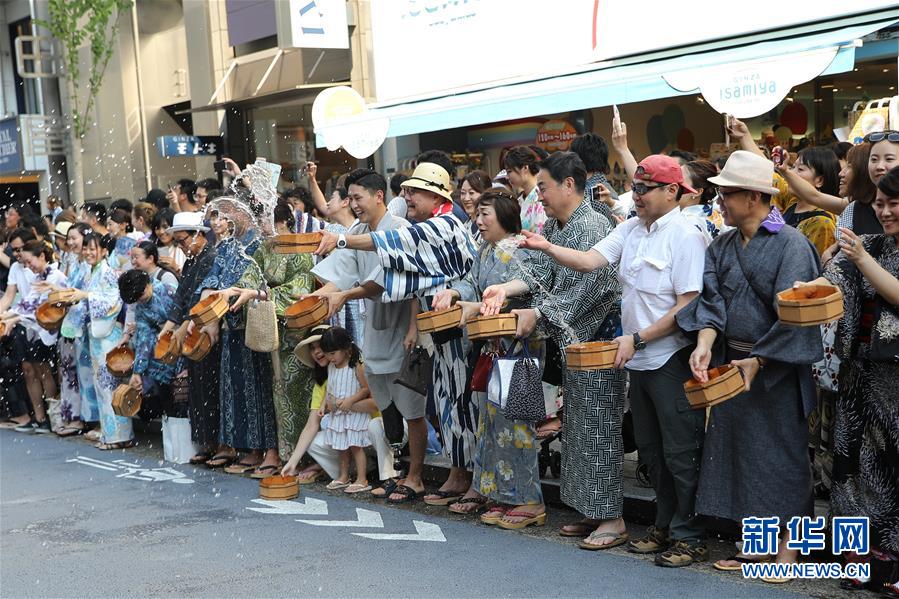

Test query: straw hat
[401,162,453,201]
[165,211,210,234]
[293,324,332,368]
[52,221,73,238]
[707,150,780,196]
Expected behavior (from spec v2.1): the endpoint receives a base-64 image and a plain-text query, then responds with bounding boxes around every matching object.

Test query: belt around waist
[726,339,754,353]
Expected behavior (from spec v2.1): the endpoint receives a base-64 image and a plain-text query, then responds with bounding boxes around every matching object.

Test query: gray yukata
[676,223,822,523]
[512,201,626,519]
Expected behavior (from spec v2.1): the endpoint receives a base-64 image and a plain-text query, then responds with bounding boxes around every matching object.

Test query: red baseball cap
[635,155,697,194]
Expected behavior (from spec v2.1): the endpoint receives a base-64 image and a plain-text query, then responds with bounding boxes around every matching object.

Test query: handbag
[393,346,432,396]
[503,342,546,423]
[162,415,198,465]
[470,351,496,392]
[245,288,279,353]
[487,340,539,409]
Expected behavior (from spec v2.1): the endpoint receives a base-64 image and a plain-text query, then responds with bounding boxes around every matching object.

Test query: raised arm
[775,164,848,214]
[305,162,329,217]
[726,117,765,158]
[611,115,638,181]
[518,230,609,272]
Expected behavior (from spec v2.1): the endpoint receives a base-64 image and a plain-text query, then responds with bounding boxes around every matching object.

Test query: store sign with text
[156,136,223,158]
[369,0,895,103]
[277,0,349,49]
[0,118,22,175]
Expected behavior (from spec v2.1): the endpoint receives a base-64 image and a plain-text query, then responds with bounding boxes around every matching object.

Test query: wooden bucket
[683,365,744,409]
[106,346,136,377]
[416,304,462,334]
[273,231,324,254]
[466,313,518,340]
[48,288,78,306]
[777,284,844,327]
[285,296,328,329]
[35,301,66,332]
[154,331,180,365]
[112,384,142,417]
[566,341,619,371]
[182,328,212,361]
[189,292,229,327]
[259,475,299,500]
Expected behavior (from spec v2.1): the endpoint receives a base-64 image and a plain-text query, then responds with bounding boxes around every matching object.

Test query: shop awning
[315,15,898,145]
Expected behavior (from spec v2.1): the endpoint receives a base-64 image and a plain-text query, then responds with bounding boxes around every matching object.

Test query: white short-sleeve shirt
[592,207,706,371]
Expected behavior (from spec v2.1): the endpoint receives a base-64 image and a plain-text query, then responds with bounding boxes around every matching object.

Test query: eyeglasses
[717,188,748,200]
[11,246,22,253]
[173,235,191,245]
[632,182,669,195]
[865,131,899,143]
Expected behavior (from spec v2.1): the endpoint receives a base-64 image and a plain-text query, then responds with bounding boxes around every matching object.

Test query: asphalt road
[1,430,821,598]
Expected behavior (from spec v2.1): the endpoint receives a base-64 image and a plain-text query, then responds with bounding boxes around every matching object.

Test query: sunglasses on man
[632,181,670,195]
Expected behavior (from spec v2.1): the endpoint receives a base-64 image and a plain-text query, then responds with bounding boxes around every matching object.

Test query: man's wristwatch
[336,233,347,249]
[632,332,647,351]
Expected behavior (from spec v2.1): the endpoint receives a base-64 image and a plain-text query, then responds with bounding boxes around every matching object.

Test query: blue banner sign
[156,135,223,158]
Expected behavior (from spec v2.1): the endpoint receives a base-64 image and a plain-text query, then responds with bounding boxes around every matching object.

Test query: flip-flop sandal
[579,531,629,551]
[189,452,211,465]
[497,511,547,530]
[713,554,771,572]
[448,496,488,514]
[297,469,323,484]
[250,464,280,479]
[95,440,136,450]
[423,489,465,506]
[371,479,398,499]
[559,521,598,537]
[326,480,351,490]
[344,483,372,494]
[56,426,86,437]
[206,453,238,468]
[224,461,259,475]
[386,484,423,504]
[84,430,102,442]
[480,506,511,525]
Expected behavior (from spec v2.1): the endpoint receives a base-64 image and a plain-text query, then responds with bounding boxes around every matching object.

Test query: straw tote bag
[245,288,279,353]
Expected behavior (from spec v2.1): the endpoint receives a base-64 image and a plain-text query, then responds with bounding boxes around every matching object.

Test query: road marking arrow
[296,508,383,528]
[352,520,446,542]
[245,497,329,515]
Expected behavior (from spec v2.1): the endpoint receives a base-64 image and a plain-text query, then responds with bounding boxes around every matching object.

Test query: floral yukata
[236,241,314,460]
[453,242,543,505]
[62,260,131,444]
[201,236,277,451]
[129,279,177,392]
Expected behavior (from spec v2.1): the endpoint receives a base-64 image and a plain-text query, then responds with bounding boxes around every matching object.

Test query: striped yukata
[370,213,478,468]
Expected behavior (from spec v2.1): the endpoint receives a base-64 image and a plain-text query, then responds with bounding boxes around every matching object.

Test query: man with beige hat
[676,149,823,577]
[315,161,477,504]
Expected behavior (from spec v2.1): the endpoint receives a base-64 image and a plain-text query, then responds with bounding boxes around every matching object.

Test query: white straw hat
[707,150,780,196]
[165,211,210,234]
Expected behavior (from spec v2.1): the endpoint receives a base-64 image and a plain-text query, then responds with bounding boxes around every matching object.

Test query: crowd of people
[0,116,897,593]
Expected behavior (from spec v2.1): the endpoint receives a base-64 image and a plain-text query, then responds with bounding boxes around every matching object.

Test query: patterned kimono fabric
[171,241,220,447]
[61,260,100,422]
[370,213,477,469]
[515,202,625,520]
[825,234,899,557]
[201,237,277,451]
[237,241,314,460]
[82,261,132,443]
[676,220,822,523]
[57,253,82,422]
[456,243,543,505]
[130,279,177,410]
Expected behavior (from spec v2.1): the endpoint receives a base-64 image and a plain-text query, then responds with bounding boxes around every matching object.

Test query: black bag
[380,402,406,445]
[503,342,546,423]
[393,346,433,397]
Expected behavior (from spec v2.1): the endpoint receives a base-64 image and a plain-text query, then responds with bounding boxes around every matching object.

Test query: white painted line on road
[353,521,446,542]
[246,497,329,515]
[65,456,195,483]
[297,508,383,528]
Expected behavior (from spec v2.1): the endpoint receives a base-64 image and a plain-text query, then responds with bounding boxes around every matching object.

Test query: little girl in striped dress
[319,327,372,493]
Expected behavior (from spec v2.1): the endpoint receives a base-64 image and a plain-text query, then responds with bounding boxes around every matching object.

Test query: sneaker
[33,420,53,434]
[628,525,671,554]
[13,420,37,433]
[654,541,709,568]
